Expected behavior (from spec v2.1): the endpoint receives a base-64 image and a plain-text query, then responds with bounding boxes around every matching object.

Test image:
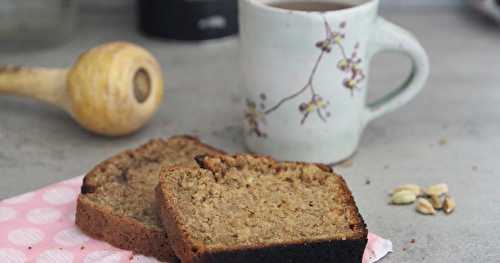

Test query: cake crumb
[80,246,85,250]
[438,138,448,145]
[129,255,134,260]
[365,179,371,185]
[28,246,32,250]
[410,238,416,244]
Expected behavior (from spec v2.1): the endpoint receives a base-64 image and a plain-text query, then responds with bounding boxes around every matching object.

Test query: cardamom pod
[429,194,443,210]
[425,183,448,197]
[416,198,436,215]
[443,195,456,214]
[392,184,421,196]
[390,190,416,205]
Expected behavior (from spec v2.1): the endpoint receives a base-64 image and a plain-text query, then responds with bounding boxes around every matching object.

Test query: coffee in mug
[268,1,353,12]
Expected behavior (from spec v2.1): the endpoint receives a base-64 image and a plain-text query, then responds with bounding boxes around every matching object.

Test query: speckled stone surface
[0,9,499,262]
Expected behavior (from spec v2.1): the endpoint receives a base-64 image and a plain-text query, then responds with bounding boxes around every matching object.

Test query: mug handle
[363,17,430,124]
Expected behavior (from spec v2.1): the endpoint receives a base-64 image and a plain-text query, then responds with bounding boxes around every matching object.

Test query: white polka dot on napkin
[0,248,26,263]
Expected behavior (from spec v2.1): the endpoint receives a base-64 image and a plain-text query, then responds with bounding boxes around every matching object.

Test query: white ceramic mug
[239,0,429,163]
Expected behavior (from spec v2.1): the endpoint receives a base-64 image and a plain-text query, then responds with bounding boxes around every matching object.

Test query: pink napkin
[0,176,392,263]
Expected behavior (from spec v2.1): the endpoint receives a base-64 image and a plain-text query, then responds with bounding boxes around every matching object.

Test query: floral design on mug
[245,18,365,137]
[338,42,365,95]
[245,98,267,137]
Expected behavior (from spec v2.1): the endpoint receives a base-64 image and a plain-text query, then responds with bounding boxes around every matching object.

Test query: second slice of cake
[156,154,367,263]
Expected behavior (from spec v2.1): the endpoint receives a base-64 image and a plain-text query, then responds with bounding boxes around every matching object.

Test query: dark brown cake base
[195,240,366,263]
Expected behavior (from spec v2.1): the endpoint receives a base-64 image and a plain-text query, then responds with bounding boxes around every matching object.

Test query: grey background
[79,0,468,9]
[0,0,470,11]
[1,4,499,263]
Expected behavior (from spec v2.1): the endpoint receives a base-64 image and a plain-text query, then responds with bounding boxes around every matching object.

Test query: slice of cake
[156,154,368,263]
[75,135,223,262]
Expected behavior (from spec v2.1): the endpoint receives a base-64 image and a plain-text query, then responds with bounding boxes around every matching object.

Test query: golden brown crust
[194,153,333,173]
[81,135,225,194]
[157,154,367,263]
[156,181,196,263]
[76,135,224,261]
[336,176,369,239]
[156,166,215,263]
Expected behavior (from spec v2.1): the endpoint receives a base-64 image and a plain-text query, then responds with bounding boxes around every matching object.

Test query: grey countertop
[1,8,499,263]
